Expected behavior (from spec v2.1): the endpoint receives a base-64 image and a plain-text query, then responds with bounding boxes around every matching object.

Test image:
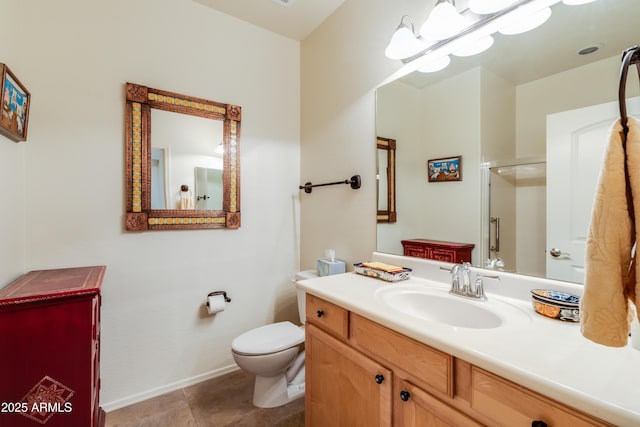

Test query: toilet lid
[232,321,304,355]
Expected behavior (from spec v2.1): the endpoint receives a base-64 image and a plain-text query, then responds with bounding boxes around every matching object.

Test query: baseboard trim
[101,364,240,412]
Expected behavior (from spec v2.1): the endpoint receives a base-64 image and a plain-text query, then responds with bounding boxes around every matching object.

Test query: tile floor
[104,370,304,427]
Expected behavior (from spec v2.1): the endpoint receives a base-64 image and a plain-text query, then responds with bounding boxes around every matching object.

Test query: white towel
[581,117,640,347]
[179,192,194,210]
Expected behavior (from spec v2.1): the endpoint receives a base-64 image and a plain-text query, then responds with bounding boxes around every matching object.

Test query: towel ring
[619,45,640,135]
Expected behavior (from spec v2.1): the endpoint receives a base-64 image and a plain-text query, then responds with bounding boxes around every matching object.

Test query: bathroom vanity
[298,254,640,426]
[0,266,106,427]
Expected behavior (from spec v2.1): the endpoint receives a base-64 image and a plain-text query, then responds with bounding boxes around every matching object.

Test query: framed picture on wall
[0,63,30,142]
[427,156,462,182]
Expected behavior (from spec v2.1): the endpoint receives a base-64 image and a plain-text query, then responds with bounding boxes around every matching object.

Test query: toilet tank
[294,270,318,324]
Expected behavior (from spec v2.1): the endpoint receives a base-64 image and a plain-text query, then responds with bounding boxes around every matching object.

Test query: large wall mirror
[376,0,639,283]
[125,83,241,231]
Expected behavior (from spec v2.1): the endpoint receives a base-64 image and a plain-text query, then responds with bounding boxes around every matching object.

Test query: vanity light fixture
[385,16,429,60]
[420,0,469,41]
[418,55,451,73]
[452,35,494,57]
[385,0,600,73]
[469,0,519,14]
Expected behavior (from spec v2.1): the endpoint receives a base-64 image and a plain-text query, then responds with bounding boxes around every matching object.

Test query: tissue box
[316,259,346,277]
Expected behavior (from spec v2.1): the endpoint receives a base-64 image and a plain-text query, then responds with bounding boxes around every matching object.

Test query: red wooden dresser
[0,266,106,427]
[401,239,474,263]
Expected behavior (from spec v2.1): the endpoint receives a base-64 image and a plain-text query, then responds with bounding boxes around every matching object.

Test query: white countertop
[296,255,640,427]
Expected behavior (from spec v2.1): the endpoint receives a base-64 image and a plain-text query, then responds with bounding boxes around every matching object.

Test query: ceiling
[192,0,636,87]
[193,0,347,41]
[400,0,636,88]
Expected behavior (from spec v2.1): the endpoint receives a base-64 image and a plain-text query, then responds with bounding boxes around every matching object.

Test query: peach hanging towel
[581,116,640,346]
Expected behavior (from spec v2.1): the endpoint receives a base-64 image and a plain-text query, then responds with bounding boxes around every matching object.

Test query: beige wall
[516,55,633,157]
[0,1,27,284]
[2,0,300,409]
[480,68,516,163]
[376,69,483,260]
[513,54,639,275]
[376,81,422,255]
[300,0,410,269]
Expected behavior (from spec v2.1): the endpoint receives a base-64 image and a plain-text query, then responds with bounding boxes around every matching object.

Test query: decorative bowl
[530,295,580,322]
[530,289,580,306]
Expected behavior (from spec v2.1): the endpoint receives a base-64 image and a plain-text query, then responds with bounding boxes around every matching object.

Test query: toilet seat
[232,321,304,356]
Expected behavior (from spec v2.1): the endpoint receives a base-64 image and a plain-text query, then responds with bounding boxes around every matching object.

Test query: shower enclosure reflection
[483,159,546,277]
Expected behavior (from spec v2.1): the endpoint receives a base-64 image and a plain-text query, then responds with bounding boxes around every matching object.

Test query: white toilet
[231,270,317,408]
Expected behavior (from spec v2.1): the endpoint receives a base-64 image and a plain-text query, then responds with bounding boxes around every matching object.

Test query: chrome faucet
[484,257,505,270]
[449,262,488,301]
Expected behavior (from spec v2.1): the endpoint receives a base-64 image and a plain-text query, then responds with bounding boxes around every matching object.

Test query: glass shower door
[485,159,546,276]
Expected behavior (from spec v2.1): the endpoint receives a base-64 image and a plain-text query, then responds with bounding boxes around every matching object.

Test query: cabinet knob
[531,421,548,427]
[399,390,411,401]
[374,374,384,384]
[316,310,324,318]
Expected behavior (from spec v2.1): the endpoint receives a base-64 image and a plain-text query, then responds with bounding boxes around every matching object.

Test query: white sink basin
[375,284,531,329]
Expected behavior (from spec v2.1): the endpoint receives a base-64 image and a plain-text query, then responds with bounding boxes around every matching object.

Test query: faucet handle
[449,264,461,292]
[460,262,471,291]
[473,277,487,300]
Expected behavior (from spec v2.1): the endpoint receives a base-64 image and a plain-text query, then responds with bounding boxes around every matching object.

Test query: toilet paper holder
[207,291,231,303]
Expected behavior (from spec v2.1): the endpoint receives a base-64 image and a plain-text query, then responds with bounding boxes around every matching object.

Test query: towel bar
[299,175,361,194]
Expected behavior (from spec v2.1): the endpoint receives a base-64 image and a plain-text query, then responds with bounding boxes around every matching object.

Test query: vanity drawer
[306,294,349,340]
[471,367,613,427]
[350,314,453,397]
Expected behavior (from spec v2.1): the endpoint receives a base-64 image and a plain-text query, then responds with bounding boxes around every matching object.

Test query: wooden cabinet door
[394,378,482,427]
[306,323,392,427]
[471,368,612,427]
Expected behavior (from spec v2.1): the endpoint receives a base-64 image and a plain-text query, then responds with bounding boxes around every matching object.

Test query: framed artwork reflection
[428,156,462,182]
[1,63,30,142]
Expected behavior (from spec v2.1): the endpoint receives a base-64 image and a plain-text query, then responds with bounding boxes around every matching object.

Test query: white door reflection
[195,167,223,210]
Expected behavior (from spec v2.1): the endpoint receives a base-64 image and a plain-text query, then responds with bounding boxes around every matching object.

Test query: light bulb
[452,35,494,57]
[417,55,451,73]
[385,25,427,60]
[420,0,469,41]
[469,0,519,15]
[499,7,552,35]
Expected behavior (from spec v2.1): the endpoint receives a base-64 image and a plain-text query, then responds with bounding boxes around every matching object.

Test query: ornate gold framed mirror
[377,137,396,223]
[125,82,241,231]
